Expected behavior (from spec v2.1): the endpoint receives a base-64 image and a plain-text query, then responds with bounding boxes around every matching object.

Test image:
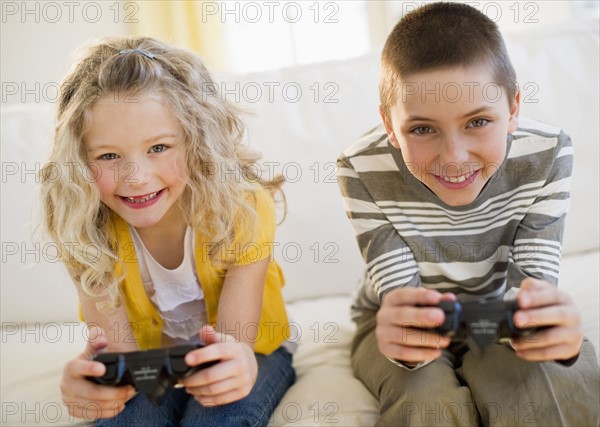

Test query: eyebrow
[405,106,494,123]
[86,133,179,152]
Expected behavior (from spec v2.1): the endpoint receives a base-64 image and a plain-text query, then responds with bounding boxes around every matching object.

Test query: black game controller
[87,344,218,405]
[424,299,542,355]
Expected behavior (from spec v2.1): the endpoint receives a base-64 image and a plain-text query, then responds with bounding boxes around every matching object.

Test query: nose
[439,134,469,173]
[120,156,152,187]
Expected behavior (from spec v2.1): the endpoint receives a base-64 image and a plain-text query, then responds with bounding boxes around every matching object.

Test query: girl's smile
[119,189,165,209]
[83,91,188,232]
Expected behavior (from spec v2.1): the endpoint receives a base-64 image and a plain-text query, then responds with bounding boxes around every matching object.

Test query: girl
[40,36,295,426]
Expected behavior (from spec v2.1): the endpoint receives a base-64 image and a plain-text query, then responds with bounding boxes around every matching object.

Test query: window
[221,1,370,73]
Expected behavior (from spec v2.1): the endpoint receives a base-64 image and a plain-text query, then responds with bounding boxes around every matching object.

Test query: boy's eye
[99,153,118,160]
[469,118,488,128]
[411,126,433,135]
[150,144,167,153]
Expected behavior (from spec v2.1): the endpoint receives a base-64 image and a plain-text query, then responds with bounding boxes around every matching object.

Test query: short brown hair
[380,2,517,115]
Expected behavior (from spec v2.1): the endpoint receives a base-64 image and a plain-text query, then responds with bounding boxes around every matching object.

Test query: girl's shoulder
[246,184,276,214]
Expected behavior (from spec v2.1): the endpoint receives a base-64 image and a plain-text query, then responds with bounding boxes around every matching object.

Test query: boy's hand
[512,278,583,361]
[180,325,258,406]
[61,327,136,420]
[376,288,455,364]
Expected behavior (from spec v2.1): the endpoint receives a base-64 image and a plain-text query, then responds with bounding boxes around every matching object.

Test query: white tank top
[130,225,206,345]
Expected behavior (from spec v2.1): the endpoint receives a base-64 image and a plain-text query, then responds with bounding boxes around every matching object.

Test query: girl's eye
[99,153,118,160]
[150,144,167,153]
[469,118,489,128]
[411,126,433,135]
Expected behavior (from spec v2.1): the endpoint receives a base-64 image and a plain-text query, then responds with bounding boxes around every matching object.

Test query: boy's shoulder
[513,117,563,138]
[509,117,572,159]
[338,123,389,161]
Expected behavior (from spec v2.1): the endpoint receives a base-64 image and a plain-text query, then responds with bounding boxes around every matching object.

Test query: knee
[181,406,268,427]
[462,342,600,426]
[377,368,477,427]
[381,398,478,427]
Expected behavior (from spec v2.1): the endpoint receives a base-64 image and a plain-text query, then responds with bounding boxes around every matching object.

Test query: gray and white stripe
[338,120,573,318]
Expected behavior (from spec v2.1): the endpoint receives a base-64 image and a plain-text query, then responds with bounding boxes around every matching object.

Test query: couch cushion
[503,19,599,256]
[1,104,80,324]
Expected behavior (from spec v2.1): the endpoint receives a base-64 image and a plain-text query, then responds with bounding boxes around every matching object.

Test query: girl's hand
[512,278,583,361]
[376,288,455,364]
[180,325,258,406]
[61,327,136,420]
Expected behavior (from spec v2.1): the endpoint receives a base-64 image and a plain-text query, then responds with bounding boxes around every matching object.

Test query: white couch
[1,18,598,426]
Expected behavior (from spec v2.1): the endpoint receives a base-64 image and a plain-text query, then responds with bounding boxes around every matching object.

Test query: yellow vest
[81,189,290,355]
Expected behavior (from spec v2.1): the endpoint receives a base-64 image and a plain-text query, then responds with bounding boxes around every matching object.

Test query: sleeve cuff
[554,352,580,367]
[507,339,581,367]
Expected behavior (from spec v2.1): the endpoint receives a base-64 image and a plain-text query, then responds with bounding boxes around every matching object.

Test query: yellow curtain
[127,1,227,71]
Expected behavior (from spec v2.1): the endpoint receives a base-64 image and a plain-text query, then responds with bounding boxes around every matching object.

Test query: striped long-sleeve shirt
[337,118,573,319]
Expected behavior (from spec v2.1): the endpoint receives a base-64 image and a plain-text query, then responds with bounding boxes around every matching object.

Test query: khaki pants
[352,312,600,427]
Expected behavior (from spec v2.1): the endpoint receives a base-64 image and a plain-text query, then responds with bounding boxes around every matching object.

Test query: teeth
[125,192,158,203]
[442,175,468,183]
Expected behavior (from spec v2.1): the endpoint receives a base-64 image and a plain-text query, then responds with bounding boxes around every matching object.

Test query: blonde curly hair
[40,36,284,308]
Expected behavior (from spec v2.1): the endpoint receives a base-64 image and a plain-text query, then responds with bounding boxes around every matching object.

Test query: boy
[336,3,599,426]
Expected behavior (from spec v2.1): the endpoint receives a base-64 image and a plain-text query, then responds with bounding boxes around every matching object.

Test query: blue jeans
[96,347,295,427]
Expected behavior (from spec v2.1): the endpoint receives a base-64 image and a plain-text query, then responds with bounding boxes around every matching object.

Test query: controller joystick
[87,344,218,405]
[423,299,542,355]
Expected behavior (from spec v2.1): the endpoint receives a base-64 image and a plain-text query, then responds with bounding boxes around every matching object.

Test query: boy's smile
[83,91,188,232]
[381,63,520,206]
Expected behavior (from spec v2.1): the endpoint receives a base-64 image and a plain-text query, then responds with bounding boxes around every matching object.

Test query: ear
[507,89,520,134]
[379,106,401,149]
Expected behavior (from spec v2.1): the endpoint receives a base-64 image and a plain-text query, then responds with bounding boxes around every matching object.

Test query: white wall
[1,1,129,106]
[2,1,596,106]
[367,1,596,48]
